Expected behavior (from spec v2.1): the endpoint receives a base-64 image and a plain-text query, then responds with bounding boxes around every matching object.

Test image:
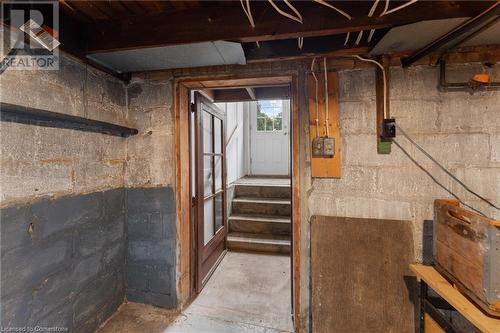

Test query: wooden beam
[255,86,291,100]
[243,30,387,62]
[245,87,256,100]
[213,88,253,102]
[85,1,493,53]
[402,1,500,67]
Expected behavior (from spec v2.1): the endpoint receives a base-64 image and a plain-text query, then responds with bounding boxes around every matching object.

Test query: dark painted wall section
[1,189,126,332]
[126,187,177,308]
[0,186,177,331]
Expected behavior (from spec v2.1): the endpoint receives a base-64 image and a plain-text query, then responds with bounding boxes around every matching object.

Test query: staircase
[227,179,291,254]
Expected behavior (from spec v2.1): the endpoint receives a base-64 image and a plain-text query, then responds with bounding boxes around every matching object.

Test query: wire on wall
[367,29,376,42]
[355,30,364,45]
[323,57,330,137]
[312,0,352,20]
[352,55,387,119]
[396,124,500,211]
[344,32,350,46]
[311,58,320,138]
[240,0,255,28]
[381,0,419,16]
[368,0,381,16]
[381,0,390,16]
[267,0,303,24]
[392,139,488,217]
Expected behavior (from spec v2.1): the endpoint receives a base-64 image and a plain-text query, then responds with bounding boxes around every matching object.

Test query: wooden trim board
[307,71,341,178]
[410,264,500,333]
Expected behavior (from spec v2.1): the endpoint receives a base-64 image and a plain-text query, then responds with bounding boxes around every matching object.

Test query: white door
[250,100,290,175]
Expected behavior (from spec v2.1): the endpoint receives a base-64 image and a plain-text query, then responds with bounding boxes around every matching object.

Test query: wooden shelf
[411,264,500,333]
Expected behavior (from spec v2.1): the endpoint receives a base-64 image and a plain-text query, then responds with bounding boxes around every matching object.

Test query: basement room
[0,1,499,332]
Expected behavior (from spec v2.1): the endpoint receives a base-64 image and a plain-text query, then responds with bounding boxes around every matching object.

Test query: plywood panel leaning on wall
[307,70,341,178]
[434,199,500,317]
[311,215,415,333]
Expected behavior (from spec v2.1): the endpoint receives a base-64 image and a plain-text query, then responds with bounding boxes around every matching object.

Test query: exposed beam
[243,30,387,62]
[213,88,253,102]
[85,1,493,53]
[401,1,500,67]
[254,86,291,100]
[212,86,290,102]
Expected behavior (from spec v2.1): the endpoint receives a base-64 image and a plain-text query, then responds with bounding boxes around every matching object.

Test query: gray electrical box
[312,137,335,158]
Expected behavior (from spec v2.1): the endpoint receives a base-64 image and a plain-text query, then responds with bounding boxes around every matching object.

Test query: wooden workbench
[411,264,500,333]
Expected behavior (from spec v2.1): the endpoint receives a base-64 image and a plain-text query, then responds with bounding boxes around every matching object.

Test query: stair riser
[229,220,291,236]
[227,240,290,254]
[232,202,291,217]
[235,185,291,199]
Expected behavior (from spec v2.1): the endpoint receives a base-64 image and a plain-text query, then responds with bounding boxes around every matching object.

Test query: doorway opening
[177,75,298,332]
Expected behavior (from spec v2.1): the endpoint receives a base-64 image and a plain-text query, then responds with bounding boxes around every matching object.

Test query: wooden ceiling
[60,1,209,21]
[48,1,500,68]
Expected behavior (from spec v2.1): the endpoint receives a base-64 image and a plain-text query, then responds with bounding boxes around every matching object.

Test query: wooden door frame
[175,72,302,330]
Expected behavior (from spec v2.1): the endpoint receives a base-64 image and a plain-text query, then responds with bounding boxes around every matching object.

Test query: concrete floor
[98,252,293,333]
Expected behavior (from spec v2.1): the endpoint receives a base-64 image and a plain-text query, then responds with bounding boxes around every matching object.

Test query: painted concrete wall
[219,101,249,185]
[308,63,500,261]
[0,55,129,332]
[126,187,176,308]
[0,53,177,330]
[125,78,177,308]
[1,189,126,332]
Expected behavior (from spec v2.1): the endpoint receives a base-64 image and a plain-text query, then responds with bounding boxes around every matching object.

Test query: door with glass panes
[250,100,290,175]
[194,92,227,292]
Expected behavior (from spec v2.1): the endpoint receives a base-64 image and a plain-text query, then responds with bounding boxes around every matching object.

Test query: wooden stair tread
[228,214,290,224]
[227,232,290,245]
[232,197,291,205]
[234,183,291,188]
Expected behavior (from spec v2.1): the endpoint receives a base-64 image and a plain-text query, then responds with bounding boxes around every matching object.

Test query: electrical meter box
[323,137,335,157]
[312,137,335,158]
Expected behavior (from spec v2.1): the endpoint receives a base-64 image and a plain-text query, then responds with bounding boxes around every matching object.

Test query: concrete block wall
[309,62,500,261]
[125,79,175,188]
[0,56,128,206]
[0,55,130,331]
[126,187,176,308]
[125,79,177,308]
[0,53,177,330]
[1,189,126,332]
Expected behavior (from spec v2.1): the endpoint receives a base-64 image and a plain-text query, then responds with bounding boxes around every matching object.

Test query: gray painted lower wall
[126,187,177,309]
[1,186,177,332]
[1,189,126,332]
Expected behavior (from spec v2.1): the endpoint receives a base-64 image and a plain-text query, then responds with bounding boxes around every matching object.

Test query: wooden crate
[434,199,500,317]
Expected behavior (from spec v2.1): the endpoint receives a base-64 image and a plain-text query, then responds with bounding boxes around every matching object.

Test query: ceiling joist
[83,1,494,53]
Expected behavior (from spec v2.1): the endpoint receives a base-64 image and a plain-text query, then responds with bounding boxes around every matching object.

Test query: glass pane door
[194,92,227,292]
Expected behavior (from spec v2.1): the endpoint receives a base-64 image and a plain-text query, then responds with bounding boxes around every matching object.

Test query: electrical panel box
[381,118,396,139]
[312,137,335,158]
[323,137,335,157]
[312,137,324,157]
